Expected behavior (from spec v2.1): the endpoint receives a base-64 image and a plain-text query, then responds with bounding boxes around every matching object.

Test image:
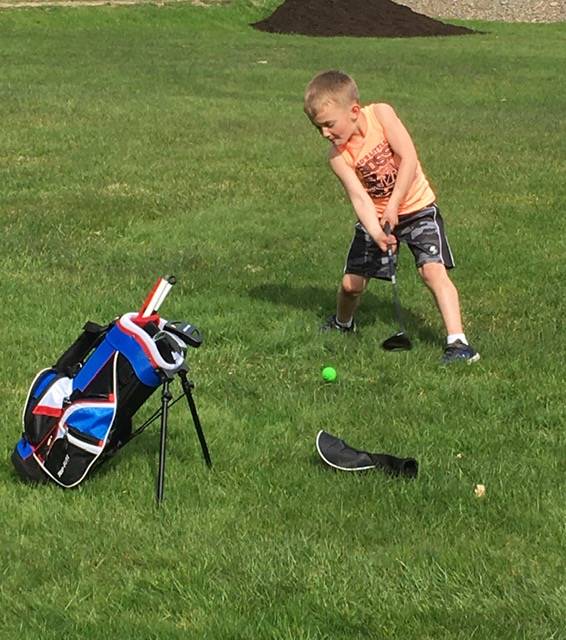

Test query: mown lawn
[0,2,565,638]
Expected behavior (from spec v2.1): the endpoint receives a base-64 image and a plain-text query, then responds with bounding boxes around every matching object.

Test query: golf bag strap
[54,321,110,376]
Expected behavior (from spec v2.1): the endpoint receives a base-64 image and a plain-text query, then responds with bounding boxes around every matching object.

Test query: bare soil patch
[251,0,477,38]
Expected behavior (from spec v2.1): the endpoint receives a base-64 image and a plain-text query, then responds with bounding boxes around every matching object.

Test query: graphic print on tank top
[355,138,398,200]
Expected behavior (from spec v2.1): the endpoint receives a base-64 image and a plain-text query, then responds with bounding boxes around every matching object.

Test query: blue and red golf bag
[11,276,211,500]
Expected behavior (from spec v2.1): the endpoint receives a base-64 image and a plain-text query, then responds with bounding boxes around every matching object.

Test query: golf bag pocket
[23,369,72,445]
[14,354,121,487]
[44,397,119,486]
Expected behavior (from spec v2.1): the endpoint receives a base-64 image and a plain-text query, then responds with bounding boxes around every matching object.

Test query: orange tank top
[339,104,435,216]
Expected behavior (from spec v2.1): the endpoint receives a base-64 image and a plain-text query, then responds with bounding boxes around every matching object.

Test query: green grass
[1,2,565,638]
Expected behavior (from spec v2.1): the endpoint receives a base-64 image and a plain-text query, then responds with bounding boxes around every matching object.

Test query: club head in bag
[381,331,412,352]
[153,331,185,364]
[164,321,203,349]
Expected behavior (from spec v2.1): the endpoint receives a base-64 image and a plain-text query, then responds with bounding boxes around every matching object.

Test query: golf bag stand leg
[156,376,173,504]
[178,368,212,469]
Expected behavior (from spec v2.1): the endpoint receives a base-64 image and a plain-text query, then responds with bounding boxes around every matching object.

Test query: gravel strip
[0,0,564,22]
[398,0,565,23]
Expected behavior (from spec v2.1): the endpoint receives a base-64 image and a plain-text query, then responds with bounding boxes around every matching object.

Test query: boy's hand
[381,203,399,232]
[377,219,397,253]
[376,227,396,253]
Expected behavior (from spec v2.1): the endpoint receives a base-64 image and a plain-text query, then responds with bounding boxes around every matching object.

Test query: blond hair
[304,70,360,118]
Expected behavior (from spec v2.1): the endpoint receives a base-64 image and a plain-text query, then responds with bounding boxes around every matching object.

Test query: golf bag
[11,277,211,493]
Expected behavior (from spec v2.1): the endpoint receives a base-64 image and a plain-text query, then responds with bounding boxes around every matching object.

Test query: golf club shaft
[384,225,405,333]
[387,247,404,329]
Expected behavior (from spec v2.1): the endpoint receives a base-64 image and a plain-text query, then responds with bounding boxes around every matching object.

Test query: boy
[304,70,479,364]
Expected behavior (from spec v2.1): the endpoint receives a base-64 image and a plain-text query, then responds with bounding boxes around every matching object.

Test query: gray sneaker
[320,315,356,334]
[441,340,480,365]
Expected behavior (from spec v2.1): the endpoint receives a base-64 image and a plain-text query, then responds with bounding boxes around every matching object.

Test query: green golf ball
[321,366,337,382]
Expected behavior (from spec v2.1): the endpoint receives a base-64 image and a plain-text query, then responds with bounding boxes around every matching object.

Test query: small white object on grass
[474,484,486,498]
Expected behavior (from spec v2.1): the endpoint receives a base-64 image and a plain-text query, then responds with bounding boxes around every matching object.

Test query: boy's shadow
[248,283,439,345]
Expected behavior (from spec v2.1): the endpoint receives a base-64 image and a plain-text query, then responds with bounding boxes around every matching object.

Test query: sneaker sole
[441,352,481,365]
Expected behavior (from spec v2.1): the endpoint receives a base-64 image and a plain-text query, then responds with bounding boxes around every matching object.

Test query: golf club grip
[384,222,395,270]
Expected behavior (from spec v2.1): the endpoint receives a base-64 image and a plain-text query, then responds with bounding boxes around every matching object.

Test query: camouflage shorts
[344,204,455,281]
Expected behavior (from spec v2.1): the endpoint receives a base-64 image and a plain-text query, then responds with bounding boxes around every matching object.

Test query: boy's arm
[329,151,391,252]
[374,103,419,230]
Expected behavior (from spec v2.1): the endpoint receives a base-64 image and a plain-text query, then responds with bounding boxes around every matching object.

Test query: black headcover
[316,430,418,478]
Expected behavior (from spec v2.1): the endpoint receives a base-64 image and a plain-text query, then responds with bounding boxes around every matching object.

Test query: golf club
[163,321,203,349]
[381,223,412,351]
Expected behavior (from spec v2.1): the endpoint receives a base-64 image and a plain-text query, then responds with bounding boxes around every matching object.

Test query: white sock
[336,317,353,329]
[447,333,468,345]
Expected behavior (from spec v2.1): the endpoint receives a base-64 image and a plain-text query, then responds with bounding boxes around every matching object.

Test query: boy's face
[309,101,361,146]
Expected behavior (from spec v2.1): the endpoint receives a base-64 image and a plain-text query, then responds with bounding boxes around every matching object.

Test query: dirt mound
[252,0,476,38]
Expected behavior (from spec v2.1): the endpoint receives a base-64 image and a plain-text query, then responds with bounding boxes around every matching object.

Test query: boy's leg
[420,264,479,363]
[322,223,390,332]
[418,263,463,335]
[396,205,461,334]
[398,205,479,363]
[337,274,368,325]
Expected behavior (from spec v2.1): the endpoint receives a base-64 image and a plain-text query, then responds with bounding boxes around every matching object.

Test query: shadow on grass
[248,282,439,346]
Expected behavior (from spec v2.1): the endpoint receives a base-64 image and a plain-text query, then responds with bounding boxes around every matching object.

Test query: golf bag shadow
[12,281,211,500]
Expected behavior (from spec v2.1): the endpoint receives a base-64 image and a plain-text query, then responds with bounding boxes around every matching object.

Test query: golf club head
[163,321,203,349]
[381,331,412,351]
